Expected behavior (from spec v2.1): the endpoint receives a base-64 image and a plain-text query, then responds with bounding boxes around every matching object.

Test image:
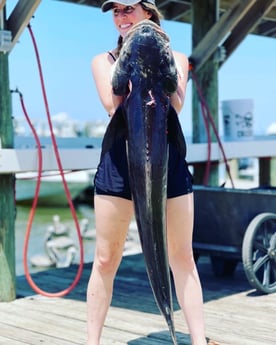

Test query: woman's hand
[92,49,189,117]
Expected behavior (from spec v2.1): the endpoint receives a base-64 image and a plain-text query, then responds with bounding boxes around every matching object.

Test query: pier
[0,254,275,344]
[0,4,275,345]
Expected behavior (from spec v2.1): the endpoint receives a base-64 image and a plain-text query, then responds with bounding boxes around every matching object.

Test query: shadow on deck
[17,253,253,309]
[12,254,275,344]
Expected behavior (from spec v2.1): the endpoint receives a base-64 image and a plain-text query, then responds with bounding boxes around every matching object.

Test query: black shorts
[94,137,193,200]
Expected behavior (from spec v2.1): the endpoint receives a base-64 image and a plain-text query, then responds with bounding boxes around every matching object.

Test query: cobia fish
[111,20,181,344]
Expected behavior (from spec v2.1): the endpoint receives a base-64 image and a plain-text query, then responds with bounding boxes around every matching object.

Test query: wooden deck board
[0,254,275,344]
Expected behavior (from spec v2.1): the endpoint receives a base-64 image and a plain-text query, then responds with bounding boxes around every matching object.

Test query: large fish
[111,20,181,344]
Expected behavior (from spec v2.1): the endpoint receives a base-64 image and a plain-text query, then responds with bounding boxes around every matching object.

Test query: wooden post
[191,0,219,186]
[259,157,271,186]
[0,8,16,302]
[272,158,276,186]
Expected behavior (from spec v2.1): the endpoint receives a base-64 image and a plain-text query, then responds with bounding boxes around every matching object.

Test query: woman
[87,1,216,344]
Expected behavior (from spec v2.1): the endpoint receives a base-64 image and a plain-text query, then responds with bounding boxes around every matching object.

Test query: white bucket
[222,99,254,141]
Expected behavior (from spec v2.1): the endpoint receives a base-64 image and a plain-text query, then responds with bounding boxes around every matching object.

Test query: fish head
[112,19,178,96]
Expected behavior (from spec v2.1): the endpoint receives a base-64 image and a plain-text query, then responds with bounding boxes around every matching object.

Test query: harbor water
[15,204,96,276]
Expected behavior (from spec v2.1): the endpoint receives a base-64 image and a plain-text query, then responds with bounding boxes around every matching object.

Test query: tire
[242,212,276,294]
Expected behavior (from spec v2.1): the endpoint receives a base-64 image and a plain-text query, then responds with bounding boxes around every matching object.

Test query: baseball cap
[101,0,156,12]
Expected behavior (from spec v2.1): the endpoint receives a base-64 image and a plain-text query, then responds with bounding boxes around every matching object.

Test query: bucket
[222,99,254,141]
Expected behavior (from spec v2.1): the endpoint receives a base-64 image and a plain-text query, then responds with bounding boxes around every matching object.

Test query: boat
[13,115,104,207]
[16,169,95,207]
[266,122,276,135]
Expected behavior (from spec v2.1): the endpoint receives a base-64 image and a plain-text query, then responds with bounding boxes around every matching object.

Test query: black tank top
[107,51,117,117]
[108,51,117,62]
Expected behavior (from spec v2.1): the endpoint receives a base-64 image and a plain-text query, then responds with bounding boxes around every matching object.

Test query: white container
[222,99,254,141]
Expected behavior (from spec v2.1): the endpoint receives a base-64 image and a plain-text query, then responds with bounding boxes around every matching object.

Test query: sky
[6,0,276,137]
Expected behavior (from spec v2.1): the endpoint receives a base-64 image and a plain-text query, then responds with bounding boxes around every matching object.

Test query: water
[15,204,96,276]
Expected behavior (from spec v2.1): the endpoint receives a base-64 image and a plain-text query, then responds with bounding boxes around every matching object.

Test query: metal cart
[193,185,276,294]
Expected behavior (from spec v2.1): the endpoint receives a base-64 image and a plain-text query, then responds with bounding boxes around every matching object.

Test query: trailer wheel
[210,256,239,276]
[242,213,276,294]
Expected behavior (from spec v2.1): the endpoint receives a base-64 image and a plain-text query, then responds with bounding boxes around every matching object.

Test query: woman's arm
[92,50,188,116]
[170,51,189,114]
[91,52,124,117]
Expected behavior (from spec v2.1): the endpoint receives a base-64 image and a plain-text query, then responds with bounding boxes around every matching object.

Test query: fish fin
[112,51,131,95]
[167,105,187,158]
[100,105,127,158]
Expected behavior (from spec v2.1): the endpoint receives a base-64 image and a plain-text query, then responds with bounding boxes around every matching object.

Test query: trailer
[193,185,276,294]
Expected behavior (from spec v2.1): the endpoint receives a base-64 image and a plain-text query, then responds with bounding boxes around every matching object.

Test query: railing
[0,136,275,173]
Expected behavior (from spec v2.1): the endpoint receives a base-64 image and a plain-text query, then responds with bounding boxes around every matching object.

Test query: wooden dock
[0,254,275,345]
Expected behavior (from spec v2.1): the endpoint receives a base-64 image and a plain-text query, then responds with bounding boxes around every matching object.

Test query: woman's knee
[94,248,122,276]
[169,245,195,272]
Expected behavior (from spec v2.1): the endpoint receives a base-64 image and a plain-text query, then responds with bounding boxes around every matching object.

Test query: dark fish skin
[112,20,178,344]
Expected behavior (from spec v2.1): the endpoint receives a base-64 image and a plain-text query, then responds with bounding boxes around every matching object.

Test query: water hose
[13,22,84,297]
[189,63,235,188]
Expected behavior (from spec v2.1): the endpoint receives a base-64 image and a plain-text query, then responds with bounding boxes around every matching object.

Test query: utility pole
[192,0,219,186]
[0,7,16,302]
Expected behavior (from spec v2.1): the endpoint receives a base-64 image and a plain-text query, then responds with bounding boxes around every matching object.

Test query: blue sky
[7,0,276,136]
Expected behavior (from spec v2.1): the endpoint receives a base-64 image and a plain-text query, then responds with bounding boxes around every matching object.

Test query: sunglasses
[112,5,137,16]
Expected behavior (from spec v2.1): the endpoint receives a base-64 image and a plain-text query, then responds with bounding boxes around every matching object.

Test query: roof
[57,0,276,38]
[52,0,276,71]
[3,0,276,70]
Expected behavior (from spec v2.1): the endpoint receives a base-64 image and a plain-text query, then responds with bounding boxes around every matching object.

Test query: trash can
[222,99,254,141]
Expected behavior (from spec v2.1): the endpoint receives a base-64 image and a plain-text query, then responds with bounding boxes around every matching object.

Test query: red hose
[199,98,212,185]
[16,23,84,297]
[189,66,235,188]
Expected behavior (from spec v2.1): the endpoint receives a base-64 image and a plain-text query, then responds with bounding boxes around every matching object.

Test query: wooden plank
[0,0,6,12]
[0,31,16,301]
[0,147,101,172]
[3,249,276,345]
[189,0,256,71]
[39,1,276,38]
[259,157,271,186]
[0,175,16,301]
[0,301,86,344]
[0,256,274,344]
[220,0,276,65]
[0,323,79,345]
[6,0,41,52]
[191,0,220,185]
[0,335,25,345]
[1,139,276,173]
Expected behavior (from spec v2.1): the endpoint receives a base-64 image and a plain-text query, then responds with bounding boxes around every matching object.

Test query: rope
[189,63,235,188]
[12,22,84,297]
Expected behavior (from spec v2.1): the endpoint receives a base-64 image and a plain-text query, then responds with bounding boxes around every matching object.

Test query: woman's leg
[86,195,134,345]
[167,194,207,345]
